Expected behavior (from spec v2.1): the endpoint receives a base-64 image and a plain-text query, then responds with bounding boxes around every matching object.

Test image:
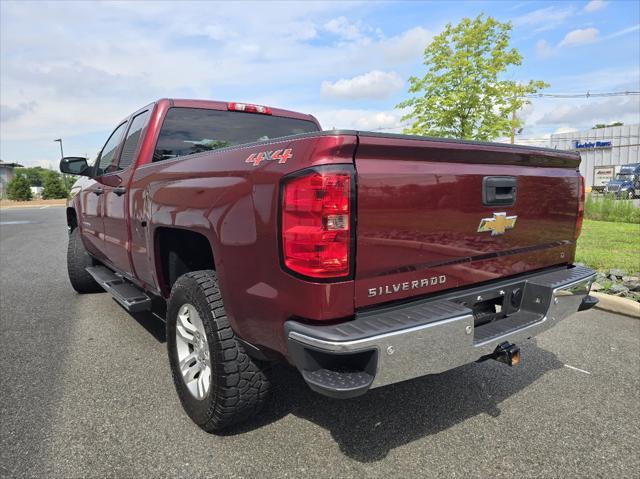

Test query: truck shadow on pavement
[224,341,564,462]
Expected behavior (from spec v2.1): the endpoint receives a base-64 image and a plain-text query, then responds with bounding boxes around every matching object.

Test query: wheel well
[156,228,215,295]
[67,208,78,231]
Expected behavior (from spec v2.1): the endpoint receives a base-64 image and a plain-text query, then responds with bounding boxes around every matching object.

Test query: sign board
[593,166,615,187]
[575,139,612,149]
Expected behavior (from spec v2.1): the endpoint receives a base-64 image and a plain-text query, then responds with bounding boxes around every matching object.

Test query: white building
[549,124,640,191]
[0,160,23,199]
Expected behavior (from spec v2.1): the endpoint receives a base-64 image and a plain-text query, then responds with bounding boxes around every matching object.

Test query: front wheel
[67,227,102,294]
[167,270,270,432]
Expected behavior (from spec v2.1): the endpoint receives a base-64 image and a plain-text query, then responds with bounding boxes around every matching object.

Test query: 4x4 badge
[478,212,517,236]
[245,149,293,167]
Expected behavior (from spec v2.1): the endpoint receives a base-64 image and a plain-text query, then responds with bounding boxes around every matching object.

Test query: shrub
[6,173,33,201]
[584,193,640,224]
[42,171,69,199]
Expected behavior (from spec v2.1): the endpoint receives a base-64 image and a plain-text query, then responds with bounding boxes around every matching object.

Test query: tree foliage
[593,122,623,129]
[7,173,33,201]
[397,14,548,141]
[42,171,68,199]
[20,166,48,187]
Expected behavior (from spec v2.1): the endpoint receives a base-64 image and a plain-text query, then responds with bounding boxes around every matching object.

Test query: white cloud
[513,6,574,31]
[382,27,431,64]
[536,96,640,126]
[558,28,599,47]
[535,39,554,58]
[0,102,37,123]
[538,24,639,57]
[606,24,640,40]
[554,126,580,134]
[324,16,365,40]
[315,108,403,131]
[321,70,404,100]
[584,0,607,13]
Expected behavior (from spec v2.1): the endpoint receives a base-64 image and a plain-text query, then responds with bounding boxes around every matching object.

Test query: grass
[584,193,640,223]
[576,219,640,272]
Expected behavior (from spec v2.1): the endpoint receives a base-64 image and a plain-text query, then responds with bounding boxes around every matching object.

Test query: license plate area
[452,281,527,327]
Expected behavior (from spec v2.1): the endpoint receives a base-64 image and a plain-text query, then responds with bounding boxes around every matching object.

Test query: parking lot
[1,206,638,478]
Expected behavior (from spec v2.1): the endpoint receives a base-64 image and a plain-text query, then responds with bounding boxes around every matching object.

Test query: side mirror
[60,157,92,176]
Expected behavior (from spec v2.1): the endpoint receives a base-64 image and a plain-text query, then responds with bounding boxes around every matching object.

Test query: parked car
[604,163,640,198]
[60,98,597,431]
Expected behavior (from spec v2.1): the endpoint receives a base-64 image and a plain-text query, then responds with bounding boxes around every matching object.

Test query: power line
[525,91,640,99]
[360,89,640,132]
[513,134,639,142]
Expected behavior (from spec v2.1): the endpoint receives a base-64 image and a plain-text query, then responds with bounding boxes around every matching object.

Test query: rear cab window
[153,108,319,162]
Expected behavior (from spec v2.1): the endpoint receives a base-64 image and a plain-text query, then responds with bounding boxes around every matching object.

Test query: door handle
[113,186,126,197]
[93,187,104,196]
[483,176,517,206]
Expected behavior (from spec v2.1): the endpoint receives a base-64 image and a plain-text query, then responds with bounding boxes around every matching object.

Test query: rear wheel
[167,270,270,432]
[67,227,102,294]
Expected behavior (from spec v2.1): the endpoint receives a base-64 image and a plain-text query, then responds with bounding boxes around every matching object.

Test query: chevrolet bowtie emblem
[478,212,517,236]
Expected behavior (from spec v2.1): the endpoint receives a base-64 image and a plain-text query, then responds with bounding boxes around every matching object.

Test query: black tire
[167,270,270,432]
[67,227,103,294]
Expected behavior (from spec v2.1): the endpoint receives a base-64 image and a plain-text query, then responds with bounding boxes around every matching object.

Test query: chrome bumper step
[286,265,597,399]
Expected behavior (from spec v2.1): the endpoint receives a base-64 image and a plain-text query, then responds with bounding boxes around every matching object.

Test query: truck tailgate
[354,133,581,309]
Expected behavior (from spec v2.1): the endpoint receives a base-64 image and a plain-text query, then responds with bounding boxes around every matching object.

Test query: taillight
[281,168,353,279]
[575,175,585,240]
[227,102,272,115]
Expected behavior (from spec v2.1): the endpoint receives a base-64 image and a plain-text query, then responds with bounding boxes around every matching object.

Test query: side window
[97,122,128,175]
[117,110,151,171]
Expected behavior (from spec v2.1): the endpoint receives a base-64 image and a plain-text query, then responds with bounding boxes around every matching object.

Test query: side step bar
[86,266,151,313]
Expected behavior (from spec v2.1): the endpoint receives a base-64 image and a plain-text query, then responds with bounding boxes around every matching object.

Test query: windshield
[615,171,635,180]
[154,107,319,162]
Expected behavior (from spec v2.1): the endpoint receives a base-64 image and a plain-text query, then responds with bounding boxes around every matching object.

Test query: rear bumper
[286,265,596,399]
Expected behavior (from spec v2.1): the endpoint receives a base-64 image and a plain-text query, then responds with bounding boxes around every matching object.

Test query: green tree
[7,173,33,201]
[42,171,68,199]
[593,122,623,129]
[20,166,48,187]
[397,14,548,141]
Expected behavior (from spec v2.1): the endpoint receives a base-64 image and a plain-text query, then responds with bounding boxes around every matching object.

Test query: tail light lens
[575,175,585,240]
[281,169,353,279]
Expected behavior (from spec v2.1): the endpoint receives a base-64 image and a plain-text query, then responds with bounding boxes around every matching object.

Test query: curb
[0,202,67,210]
[591,292,640,318]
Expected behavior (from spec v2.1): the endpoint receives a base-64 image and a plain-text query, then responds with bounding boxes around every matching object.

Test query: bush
[42,171,69,199]
[6,174,33,201]
[20,166,48,187]
[584,193,640,224]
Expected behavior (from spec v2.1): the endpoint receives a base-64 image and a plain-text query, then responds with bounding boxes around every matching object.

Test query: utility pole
[54,138,64,158]
[54,138,68,189]
[510,108,516,144]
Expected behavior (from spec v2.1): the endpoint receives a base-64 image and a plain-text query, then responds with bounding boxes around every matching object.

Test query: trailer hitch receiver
[493,341,521,367]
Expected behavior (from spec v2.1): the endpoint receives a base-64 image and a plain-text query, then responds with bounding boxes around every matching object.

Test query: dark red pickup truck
[61,98,597,431]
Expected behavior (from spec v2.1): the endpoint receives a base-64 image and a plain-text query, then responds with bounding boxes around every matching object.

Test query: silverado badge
[477,212,517,236]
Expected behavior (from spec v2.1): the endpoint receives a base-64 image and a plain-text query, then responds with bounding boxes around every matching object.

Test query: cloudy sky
[1,0,639,168]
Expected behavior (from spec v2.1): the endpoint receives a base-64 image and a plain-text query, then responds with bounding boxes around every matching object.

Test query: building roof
[0,160,24,168]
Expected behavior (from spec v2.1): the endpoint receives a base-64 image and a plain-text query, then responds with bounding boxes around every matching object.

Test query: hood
[607,179,632,187]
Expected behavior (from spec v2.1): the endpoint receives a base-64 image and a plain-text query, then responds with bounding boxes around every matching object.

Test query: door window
[96,122,128,175]
[118,110,151,171]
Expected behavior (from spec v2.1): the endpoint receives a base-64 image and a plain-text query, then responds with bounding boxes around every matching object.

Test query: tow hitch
[479,341,521,367]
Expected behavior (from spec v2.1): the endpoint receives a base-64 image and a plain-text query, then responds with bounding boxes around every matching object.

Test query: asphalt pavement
[1,206,639,478]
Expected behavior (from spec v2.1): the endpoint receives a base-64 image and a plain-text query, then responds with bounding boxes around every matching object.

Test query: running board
[86,266,151,313]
